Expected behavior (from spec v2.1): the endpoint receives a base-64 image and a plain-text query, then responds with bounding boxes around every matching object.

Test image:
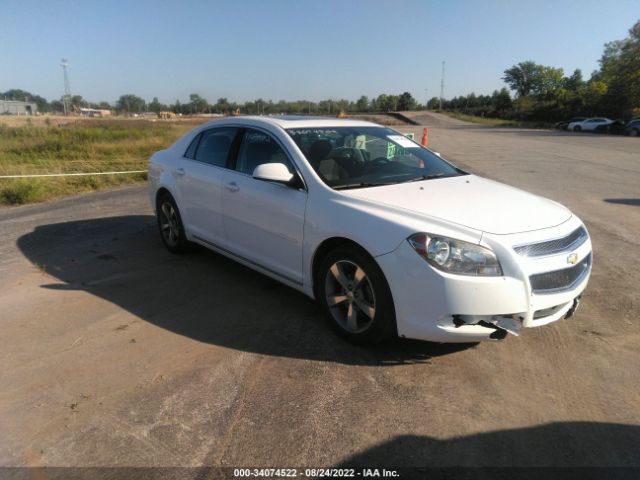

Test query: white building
[0,100,37,115]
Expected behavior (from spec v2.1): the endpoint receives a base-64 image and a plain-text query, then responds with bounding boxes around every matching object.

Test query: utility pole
[61,59,71,116]
[439,61,445,111]
[424,88,428,109]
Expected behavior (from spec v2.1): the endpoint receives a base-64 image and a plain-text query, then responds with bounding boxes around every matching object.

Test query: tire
[573,126,582,132]
[156,192,190,253]
[629,128,639,137]
[317,245,396,345]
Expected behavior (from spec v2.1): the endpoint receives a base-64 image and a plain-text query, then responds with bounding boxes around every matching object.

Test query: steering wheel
[365,156,392,171]
[331,146,356,161]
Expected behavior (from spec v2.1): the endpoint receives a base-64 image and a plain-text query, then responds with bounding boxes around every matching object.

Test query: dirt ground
[1,113,639,476]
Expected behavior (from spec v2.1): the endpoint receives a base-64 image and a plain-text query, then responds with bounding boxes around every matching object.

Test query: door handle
[225,181,240,193]
[174,168,185,176]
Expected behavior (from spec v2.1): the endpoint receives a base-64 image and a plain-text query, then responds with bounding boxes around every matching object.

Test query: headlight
[408,233,503,276]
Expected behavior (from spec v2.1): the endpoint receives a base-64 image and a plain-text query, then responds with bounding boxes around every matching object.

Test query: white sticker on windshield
[387,135,419,148]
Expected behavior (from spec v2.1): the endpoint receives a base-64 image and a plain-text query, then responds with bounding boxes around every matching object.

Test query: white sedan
[148,117,592,344]
[567,117,614,132]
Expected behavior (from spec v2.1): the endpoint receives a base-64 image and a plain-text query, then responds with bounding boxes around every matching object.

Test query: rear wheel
[317,245,396,344]
[156,192,190,253]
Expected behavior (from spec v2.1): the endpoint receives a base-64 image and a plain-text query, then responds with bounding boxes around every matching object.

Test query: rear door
[585,119,603,131]
[177,126,239,245]
[221,128,307,285]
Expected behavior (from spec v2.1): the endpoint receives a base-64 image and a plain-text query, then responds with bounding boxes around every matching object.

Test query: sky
[1,0,639,105]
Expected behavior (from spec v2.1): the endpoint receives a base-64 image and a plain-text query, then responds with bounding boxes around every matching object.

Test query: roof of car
[208,115,380,129]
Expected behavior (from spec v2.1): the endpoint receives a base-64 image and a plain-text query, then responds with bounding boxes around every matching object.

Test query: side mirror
[252,163,295,184]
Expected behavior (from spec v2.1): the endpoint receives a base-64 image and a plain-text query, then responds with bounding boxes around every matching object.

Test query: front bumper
[376,220,592,343]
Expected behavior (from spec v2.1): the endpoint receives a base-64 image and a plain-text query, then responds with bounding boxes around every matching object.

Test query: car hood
[341,174,572,235]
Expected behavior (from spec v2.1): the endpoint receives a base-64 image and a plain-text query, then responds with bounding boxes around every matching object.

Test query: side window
[193,127,238,167]
[235,129,294,175]
[184,133,201,159]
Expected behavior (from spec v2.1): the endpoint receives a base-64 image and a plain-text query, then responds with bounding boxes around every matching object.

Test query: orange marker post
[421,128,429,147]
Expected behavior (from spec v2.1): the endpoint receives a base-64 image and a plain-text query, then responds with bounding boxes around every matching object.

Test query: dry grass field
[0,116,209,205]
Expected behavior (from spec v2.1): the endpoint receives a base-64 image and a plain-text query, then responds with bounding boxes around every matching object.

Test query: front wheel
[573,125,582,132]
[317,246,396,344]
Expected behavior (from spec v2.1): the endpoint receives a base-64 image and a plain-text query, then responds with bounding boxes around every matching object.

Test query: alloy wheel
[160,201,180,247]
[324,260,376,333]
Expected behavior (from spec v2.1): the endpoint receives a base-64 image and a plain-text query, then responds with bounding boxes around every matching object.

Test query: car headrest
[308,140,332,164]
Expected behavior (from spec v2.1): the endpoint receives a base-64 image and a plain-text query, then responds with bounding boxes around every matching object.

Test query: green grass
[0,119,199,206]
[443,111,553,128]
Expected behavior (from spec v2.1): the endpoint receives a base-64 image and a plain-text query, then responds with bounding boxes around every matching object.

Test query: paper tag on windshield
[387,135,419,148]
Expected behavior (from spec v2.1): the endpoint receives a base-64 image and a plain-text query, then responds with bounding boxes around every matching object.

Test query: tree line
[437,19,640,122]
[1,89,419,116]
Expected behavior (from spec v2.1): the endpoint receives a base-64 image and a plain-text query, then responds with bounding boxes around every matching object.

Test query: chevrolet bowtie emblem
[567,253,579,265]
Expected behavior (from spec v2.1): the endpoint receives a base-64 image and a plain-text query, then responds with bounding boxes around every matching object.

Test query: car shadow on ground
[604,198,640,206]
[4,422,637,478]
[333,422,640,478]
[17,215,475,366]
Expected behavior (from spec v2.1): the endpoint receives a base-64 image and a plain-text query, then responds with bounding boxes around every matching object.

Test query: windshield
[286,126,464,189]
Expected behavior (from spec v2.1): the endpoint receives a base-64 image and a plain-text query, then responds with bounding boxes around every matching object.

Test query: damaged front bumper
[452,294,582,339]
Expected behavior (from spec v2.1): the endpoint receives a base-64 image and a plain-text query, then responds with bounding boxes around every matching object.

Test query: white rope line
[0,170,147,179]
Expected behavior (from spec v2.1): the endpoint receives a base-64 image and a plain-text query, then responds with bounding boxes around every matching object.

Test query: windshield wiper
[404,173,451,183]
[333,182,395,190]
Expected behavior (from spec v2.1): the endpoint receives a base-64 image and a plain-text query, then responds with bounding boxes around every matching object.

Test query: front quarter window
[286,126,464,189]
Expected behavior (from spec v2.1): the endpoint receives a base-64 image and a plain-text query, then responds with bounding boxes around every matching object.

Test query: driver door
[221,129,307,285]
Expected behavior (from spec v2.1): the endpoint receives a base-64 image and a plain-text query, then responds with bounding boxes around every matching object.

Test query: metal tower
[439,61,445,110]
[61,59,71,116]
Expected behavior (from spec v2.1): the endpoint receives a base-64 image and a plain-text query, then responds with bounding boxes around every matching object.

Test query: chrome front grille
[530,253,592,294]
[514,226,588,257]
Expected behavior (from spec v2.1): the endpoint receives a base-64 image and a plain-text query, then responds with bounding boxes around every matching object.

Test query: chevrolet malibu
[148,116,592,344]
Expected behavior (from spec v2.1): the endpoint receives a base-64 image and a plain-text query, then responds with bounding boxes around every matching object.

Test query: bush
[1,179,45,205]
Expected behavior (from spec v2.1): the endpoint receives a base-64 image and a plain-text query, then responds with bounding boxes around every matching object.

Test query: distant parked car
[555,117,587,130]
[595,119,625,135]
[623,119,640,137]
[568,117,614,132]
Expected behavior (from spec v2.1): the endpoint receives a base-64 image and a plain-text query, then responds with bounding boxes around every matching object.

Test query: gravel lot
[1,113,639,475]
